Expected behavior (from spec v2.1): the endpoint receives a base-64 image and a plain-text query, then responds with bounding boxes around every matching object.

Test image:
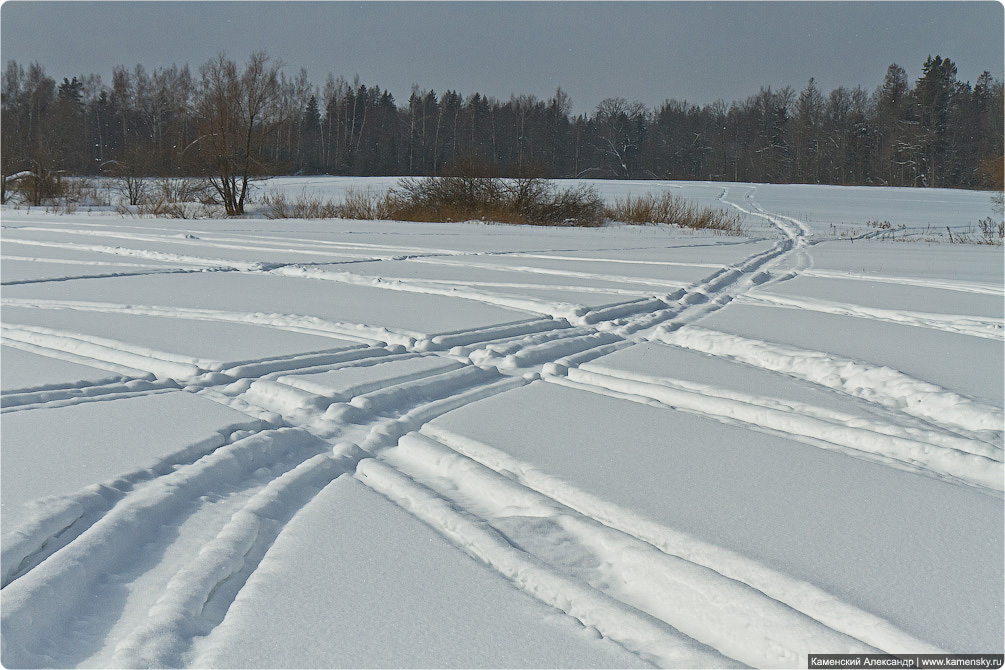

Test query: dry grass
[261,190,339,219]
[261,187,396,220]
[98,177,745,234]
[945,219,1004,246]
[336,187,398,220]
[605,191,745,235]
[263,177,606,227]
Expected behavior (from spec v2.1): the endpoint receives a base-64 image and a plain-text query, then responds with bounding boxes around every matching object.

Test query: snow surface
[1,178,1002,668]
[190,474,651,669]
[1,345,127,392]
[427,382,1001,653]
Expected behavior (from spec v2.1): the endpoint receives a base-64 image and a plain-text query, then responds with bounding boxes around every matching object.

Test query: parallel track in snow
[2,188,997,667]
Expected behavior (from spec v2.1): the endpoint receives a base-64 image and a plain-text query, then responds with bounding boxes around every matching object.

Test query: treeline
[2,53,1002,192]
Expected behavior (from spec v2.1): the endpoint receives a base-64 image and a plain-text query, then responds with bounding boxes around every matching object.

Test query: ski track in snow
[652,325,1004,438]
[799,269,1005,297]
[550,365,1002,493]
[1,186,999,668]
[735,292,1004,340]
[367,428,944,668]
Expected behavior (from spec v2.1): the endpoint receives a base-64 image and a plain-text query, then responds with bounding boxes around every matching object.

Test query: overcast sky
[2,1,1002,114]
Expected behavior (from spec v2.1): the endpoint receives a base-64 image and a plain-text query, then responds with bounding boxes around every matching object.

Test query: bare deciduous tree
[593,97,648,178]
[2,52,1001,191]
[193,51,282,215]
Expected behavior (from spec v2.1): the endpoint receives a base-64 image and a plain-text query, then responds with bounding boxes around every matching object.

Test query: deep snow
[1,178,1002,668]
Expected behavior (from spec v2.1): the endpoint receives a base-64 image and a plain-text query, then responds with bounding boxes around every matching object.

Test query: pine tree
[915,55,958,187]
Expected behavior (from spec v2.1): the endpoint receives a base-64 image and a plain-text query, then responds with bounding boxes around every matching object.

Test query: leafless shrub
[605,191,745,234]
[45,198,77,215]
[389,176,605,226]
[118,174,147,206]
[31,177,110,213]
[983,190,1005,245]
[114,177,222,218]
[155,178,217,205]
[260,190,293,219]
[261,190,339,219]
[8,170,63,206]
[67,178,111,206]
[261,177,604,226]
[107,155,151,206]
[336,187,396,220]
[393,176,506,220]
[976,217,1004,245]
[528,183,606,227]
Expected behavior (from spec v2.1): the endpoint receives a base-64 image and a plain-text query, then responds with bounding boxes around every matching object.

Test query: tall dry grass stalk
[262,188,396,220]
[605,191,744,235]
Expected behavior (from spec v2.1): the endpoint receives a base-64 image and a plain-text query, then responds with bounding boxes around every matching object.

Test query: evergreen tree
[301,94,322,173]
[915,55,958,186]
[793,78,824,182]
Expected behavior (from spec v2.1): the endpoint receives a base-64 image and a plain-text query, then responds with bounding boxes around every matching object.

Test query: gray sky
[2,1,1002,114]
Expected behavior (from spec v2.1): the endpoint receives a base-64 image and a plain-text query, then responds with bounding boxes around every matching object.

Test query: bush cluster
[388,176,605,227]
[264,177,607,227]
[113,178,220,219]
[259,177,747,233]
[2,172,112,212]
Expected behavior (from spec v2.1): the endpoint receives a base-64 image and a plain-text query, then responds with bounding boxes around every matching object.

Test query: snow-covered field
[1,179,1002,668]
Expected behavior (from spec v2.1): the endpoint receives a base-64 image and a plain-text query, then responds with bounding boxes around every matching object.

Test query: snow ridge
[553,364,1002,493]
[737,292,1004,340]
[418,425,947,657]
[655,325,1004,437]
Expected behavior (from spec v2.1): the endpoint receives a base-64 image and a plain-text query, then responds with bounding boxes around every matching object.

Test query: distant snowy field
[1,179,1002,668]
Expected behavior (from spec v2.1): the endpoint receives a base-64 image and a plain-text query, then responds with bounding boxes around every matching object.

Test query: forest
[2,52,1003,200]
